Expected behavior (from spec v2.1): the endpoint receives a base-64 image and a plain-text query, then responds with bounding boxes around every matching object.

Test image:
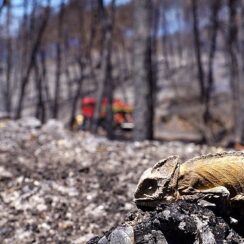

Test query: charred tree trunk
[69,1,86,128]
[15,1,50,119]
[4,2,12,113]
[240,0,244,77]
[86,0,99,95]
[227,0,240,143]
[69,63,84,129]
[34,59,45,123]
[92,0,116,138]
[91,0,107,135]
[161,4,170,79]
[151,0,159,85]
[175,0,183,67]
[40,49,51,117]
[53,1,64,119]
[133,0,155,141]
[203,1,220,138]
[105,0,116,140]
[240,0,244,143]
[19,0,29,83]
[63,36,73,101]
[191,0,205,102]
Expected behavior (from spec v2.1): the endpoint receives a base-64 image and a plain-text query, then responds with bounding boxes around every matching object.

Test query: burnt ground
[0,118,226,243]
[89,201,244,244]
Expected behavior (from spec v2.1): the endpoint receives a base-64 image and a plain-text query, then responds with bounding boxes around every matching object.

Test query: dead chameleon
[134,151,244,212]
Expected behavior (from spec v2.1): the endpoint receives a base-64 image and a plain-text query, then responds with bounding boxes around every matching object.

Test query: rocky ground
[88,201,244,244]
[0,118,226,243]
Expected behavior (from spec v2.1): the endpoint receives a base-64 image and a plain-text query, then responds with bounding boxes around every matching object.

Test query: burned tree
[104,0,116,139]
[15,1,51,119]
[4,1,12,113]
[69,0,86,129]
[226,0,241,143]
[191,0,205,102]
[52,0,65,119]
[239,0,244,143]
[133,0,156,141]
[34,58,45,123]
[203,0,220,141]
[92,0,116,138]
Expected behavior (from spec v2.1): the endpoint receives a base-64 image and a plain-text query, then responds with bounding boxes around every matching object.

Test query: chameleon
[134,151,244,207]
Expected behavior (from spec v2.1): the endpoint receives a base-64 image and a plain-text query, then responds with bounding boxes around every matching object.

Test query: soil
[0,118,225,243]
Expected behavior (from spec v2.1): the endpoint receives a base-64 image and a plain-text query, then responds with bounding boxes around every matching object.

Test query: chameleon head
[134,156,180,208]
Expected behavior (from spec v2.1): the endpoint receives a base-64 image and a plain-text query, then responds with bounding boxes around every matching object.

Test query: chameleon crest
[134,152,244,207]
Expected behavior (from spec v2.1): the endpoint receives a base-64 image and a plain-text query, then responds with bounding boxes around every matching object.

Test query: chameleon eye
[143,179,157,193]
[134,179,158,198]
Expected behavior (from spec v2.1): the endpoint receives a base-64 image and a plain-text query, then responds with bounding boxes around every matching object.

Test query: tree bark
[227,0,240,143]
[161,3,170,79]
[4,2,12,113]
[53,0,65,119]
[175,0,183,67]
[203,1,220,133]
[69,0,89,129]
[15,1,50,119]
[69,64,84,129]
[133,0,155,141]
[34,59,45,123]
[40,49,51,117]
[104,0,116,140]
[191,0,205,102]
[63,36,73,101]
[240,0,244,142]
[92,0,116,138]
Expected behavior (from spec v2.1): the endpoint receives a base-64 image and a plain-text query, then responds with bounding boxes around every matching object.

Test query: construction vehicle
[73,97,134,131]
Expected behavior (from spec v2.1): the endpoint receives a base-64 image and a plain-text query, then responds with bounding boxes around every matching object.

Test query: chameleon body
[178,152,244,197]
[134,152,244,207]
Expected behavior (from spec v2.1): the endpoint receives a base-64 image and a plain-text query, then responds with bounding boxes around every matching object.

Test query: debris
[17,117,41,129]
[0,118,225,242]
[90,201,244,243]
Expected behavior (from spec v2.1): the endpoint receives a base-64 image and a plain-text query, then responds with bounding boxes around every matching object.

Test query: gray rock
[91,201,244,244]
[18,117,41,129]
[42,119,66,139]
[109,226,134,244]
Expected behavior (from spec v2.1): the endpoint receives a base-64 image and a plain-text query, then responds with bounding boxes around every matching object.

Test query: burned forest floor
[0,118,232,243]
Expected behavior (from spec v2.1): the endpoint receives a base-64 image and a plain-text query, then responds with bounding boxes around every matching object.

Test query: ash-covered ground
[0,118,224,243]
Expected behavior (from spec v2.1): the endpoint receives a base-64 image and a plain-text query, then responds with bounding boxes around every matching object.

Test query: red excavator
[74,97,134,131]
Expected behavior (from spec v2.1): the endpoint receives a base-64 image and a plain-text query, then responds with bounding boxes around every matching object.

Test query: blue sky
[6,0,179,35]
[6,0,130,32]
[11,0,130,16]
[51,0,130,7]
[12,0,130,7]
